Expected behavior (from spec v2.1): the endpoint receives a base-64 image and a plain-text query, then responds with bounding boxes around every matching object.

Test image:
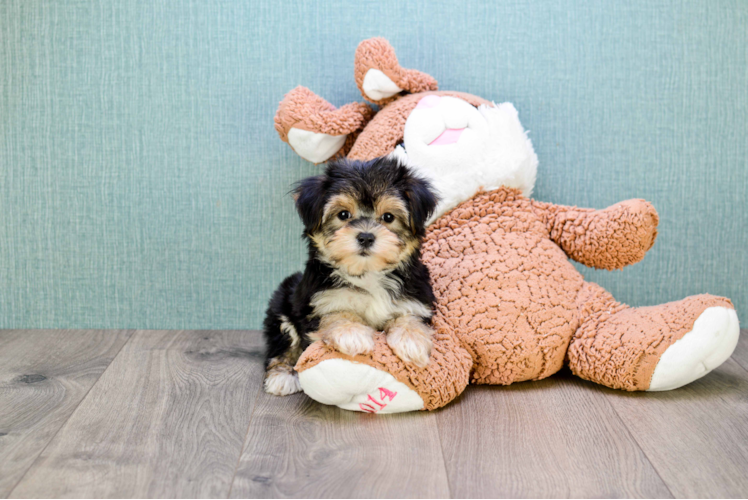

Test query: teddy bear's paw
[287,128,347,164]
[322,322,376,358]
[648,306,740,391]
[362,69,402,101]
[386,317,434,368]
[275,87,373,164]
[298,359,424,413]
[354,38,437,105]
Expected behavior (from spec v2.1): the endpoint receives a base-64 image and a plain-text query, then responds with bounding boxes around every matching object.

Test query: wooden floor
[1,330,747,499]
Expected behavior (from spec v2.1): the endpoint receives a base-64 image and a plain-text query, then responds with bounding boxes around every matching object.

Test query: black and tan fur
[263,156,438,395]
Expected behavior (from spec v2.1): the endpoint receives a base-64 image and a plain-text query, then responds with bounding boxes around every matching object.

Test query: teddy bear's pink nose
[415,94,441,110]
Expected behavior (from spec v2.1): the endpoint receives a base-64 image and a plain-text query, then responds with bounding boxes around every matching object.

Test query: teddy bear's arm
[354,38,438,106]
[274,86,374,163]
[531,199,659,270]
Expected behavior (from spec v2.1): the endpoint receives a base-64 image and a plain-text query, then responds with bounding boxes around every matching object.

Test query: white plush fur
[391,97,538,223]
[362,69,402,101]
[648,306,740,391]
[298,358,424,413]
[288,127,347,164]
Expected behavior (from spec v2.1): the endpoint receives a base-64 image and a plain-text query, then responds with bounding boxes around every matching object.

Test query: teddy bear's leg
[568,282,739,391]
[295,318,472,413]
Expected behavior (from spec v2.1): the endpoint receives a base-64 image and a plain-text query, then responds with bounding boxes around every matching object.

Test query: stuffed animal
[273,38,740,413]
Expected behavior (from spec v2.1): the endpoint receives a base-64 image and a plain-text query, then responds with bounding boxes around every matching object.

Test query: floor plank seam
[433,412,455,499]
[598,388,677,499]
[732,329,748,373]
[5,330,136,499]
[732,357,748,375]
[225,378,265,499]
[725,328,748,374]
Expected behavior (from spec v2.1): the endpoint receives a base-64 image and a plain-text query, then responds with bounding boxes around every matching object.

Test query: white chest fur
[310,272,431,330]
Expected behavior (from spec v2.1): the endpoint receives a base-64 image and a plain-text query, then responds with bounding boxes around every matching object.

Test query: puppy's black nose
[356,232,376,249]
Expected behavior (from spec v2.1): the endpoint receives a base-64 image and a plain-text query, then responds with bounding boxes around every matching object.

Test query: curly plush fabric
[423,188,732,390]
[534,199,659,270]
[354,37,438,107]
[274,86,374,159]
[424,188,585,385]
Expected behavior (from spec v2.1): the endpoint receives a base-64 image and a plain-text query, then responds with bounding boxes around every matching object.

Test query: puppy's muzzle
[356,232,376,249]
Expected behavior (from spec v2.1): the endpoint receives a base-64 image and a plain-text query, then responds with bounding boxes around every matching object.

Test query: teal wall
[1,0,746,329]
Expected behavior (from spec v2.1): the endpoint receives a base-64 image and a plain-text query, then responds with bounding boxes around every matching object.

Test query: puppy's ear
[293,175,328,232]
[404,175,438,237]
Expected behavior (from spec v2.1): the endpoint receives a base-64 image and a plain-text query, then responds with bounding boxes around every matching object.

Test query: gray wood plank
[230,391,451,498]
[9,330,265,499]
[0,329,132,498]
[605,358,748,498]
[730,329,748,373]
[436,371,673,498]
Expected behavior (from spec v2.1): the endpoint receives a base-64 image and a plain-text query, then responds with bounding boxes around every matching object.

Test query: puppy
[263,156,438,396]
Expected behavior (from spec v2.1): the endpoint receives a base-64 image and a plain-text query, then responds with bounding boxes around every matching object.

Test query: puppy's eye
[337,210,351,221]
[382,213,395,223]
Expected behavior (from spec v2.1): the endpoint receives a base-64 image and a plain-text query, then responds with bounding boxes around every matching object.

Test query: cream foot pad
[298,358,424,413]
[649,306,740,391]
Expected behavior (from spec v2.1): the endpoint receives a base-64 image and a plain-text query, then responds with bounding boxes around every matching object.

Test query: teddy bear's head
[275,38,539,221]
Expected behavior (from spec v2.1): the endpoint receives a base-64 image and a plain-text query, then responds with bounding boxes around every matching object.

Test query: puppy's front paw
[330,323,376,356]
[318,316,376,357]
[386,316,433,368]
[264,365,302,396]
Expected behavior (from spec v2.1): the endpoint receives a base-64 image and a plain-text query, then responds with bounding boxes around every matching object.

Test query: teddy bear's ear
[354,38,438,106]
[274,86,374,164]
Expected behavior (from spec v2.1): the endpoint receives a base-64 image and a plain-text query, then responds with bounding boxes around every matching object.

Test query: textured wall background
[1,0,746,329]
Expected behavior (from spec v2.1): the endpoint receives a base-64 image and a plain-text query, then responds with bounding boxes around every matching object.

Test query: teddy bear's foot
[298,359,424,413]
[648,306,740,391]
[295,325,473,413]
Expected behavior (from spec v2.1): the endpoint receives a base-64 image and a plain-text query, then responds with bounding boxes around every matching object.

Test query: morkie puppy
[263,156,438,396]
